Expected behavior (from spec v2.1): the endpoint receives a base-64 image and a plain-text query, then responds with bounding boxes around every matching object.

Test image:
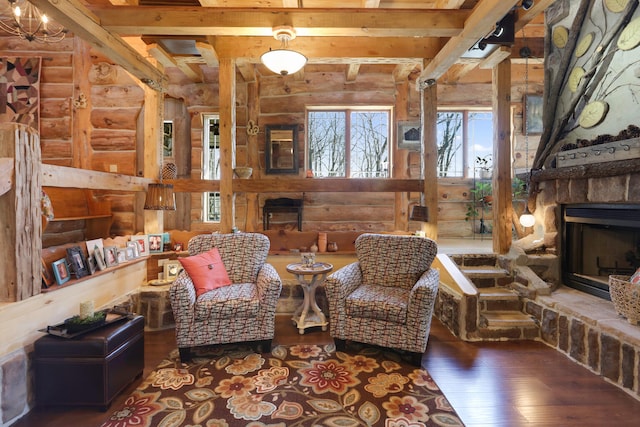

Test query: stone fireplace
[562,203,640,300]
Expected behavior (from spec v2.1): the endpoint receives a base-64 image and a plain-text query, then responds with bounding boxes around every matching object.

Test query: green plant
[465,181,493,222]
[65,311,106,326]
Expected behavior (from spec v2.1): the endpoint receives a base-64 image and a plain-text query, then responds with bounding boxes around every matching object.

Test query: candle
[80,301,94,319]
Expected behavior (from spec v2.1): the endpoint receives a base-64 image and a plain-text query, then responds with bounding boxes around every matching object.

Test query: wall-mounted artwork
[0,57,41,131]
[397,121,421,150]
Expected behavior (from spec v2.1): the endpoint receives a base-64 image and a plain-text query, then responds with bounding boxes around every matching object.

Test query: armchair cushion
[194,283,258,320]
[346,284,409,324]
[179,247,231,297]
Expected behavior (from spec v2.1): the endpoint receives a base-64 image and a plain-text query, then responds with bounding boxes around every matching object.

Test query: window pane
[203,115,220,223]
[467,112,493,178]
[437,112,463,177]
[308,111,346,177]
[350,111,389,178]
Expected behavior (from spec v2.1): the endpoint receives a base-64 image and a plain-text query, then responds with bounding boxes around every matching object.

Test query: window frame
[306,106,392,178]
[202,113,221,223]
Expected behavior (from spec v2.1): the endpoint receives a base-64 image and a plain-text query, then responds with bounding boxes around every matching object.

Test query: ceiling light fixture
[0,0,66,43]
[261,26,307,76]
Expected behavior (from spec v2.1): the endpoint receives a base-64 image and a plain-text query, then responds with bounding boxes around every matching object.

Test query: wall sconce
[144,183,176,210]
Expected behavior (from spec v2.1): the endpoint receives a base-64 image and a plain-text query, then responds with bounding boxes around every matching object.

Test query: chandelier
[0,0,66,43]
[261,26,307,76]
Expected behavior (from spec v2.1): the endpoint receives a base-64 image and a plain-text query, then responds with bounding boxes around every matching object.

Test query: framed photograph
[66,246,89,279]
[87,254,97,275]
[173,242,183,252]
[397,121,421,150]
[148,234,164,253]
[117,249,127,263]
[41,259,54,288]
[132,235,149,256]
[104,246,119,267]
[125,243,137,260]
[94,247,107,271]
[52,258,70,285]
[85,238,104,256]
[524,95,543,135]
[164,261,182,281]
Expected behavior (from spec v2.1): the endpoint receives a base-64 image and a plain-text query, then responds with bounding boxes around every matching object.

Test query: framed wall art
[397,121,421,150]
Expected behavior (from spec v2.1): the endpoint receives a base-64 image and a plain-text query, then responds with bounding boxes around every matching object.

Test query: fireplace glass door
[563,204,640,300]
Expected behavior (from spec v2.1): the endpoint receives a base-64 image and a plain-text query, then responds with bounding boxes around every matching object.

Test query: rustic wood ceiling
[26,0,552,89]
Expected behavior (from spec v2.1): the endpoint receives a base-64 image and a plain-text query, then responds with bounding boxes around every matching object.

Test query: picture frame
[164,261,182,281]
[265,124,298,174]
[173,242,183,252]
[94,247,107,271]
[66,246,89,279]
[125,244,136,260]
[104,246,119,267]
[148,234,164,253]
[397,121,421,150]
[87,254,97,275]
[524,95,543,135]
[41,259,54,288]
[132,235,149,256]
[52,258,70,285]
[117,249,127,264]
[85,238,104,256]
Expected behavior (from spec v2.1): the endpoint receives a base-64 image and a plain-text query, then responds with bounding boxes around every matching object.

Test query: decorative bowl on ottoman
[608,275,640,325]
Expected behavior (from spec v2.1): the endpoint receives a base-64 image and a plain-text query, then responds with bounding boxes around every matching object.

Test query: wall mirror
[266,125,298,174]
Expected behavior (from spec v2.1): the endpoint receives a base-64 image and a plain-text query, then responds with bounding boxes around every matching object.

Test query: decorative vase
[234,167,253,179]
[310,242,318,253]
[327,241,338,252]
[318,232,328,252]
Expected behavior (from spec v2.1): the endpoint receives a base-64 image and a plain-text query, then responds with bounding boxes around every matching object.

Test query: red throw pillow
[178,248,232,296]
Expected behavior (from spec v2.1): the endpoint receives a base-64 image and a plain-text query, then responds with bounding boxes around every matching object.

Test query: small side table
[286,262,333,334]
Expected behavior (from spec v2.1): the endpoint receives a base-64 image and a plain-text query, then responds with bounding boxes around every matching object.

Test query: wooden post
[219,58,236,233]
[0,124,42,301]
[73,38,92,170]
[492,59,513,254]
[420,79,438,240]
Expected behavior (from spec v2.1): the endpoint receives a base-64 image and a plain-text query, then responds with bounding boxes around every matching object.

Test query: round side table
[286,262,333,334]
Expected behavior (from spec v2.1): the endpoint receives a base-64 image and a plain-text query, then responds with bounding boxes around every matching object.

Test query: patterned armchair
[169,233,282,361]
[324,233,439,365]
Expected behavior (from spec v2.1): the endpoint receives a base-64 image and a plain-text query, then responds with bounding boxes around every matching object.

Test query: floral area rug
[101,343,464,427]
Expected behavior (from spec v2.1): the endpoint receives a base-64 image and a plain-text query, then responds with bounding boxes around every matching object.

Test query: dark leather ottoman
[34,314,144,410]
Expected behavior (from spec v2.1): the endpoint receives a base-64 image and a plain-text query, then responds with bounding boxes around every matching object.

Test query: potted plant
[465,181,493,234]
[476,155,492,180]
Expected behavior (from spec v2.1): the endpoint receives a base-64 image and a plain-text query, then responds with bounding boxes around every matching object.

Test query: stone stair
[455,255,539,340]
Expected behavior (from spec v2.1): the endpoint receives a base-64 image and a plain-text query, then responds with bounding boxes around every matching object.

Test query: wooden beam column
[420,78,438,240]
[492,59,513,254]
[72,39,92,170]
[219,58,236,233]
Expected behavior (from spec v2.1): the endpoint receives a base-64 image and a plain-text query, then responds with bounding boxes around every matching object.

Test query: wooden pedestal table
[286,262,333,334]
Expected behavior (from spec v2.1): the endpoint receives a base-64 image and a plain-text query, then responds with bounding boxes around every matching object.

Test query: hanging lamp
[261,26,307,76]
[519,41,535,228]
[0,0,66,43]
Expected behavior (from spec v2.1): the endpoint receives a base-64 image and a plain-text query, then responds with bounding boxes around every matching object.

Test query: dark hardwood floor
[15,316,640,427]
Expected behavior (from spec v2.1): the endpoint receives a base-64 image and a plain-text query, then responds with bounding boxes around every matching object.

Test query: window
[436,110,493,178]
[307,109,390,178]
[203,114,221,222]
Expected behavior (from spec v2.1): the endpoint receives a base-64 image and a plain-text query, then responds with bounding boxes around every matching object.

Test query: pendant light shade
[144,183,176,210]
[519,206,535,227]
[261,26,307,76]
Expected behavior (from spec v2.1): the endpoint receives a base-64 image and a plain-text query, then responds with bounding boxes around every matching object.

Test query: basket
[608,275,640,325]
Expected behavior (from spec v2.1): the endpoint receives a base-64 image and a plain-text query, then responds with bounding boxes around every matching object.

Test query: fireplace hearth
[562,204,640,300]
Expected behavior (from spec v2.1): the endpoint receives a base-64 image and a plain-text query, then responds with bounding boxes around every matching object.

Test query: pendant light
[519,41,535,228]
[261,26,307,76]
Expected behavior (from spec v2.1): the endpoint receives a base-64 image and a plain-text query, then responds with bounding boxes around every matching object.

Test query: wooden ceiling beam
[90,6,470,38]
[418,0,521,86]
[30,0,166,91]
[196,41,219,66]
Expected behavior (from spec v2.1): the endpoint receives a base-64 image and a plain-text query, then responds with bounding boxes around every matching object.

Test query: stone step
[478,287,523,312]
[481,311,537,328]
[460,266,512,288]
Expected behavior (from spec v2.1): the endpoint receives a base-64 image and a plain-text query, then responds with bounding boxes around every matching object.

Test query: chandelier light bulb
[519,207,535,227]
